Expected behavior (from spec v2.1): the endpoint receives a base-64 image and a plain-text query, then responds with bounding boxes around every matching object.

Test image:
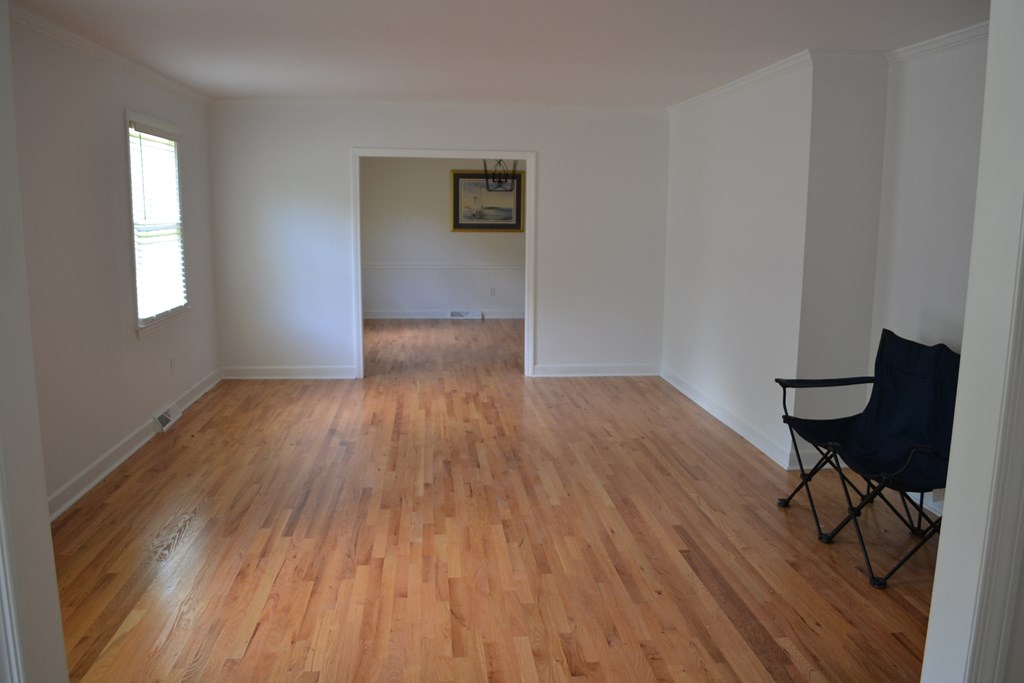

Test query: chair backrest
[858,329,961,456]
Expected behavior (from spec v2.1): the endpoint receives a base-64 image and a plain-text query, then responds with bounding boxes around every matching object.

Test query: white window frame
[126,111,188,335]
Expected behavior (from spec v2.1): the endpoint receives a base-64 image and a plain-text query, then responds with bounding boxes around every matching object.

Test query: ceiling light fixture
[483,159,518,192]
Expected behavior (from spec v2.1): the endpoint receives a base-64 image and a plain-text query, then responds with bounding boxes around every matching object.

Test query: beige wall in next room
[360,157,526,319]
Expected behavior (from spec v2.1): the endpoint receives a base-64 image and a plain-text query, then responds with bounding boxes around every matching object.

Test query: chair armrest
[775,376,874,389]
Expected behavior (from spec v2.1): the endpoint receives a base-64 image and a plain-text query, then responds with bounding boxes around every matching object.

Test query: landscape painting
[451,170,524,231]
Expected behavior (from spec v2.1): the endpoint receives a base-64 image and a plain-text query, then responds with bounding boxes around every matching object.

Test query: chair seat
[838,445,947,493]
[783,414,859,448]
[784,414,948,492]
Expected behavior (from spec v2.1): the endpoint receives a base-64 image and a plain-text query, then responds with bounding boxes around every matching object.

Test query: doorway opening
[352,149,536,378]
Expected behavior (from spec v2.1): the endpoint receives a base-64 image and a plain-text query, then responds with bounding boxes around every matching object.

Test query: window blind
[128,121,186,326]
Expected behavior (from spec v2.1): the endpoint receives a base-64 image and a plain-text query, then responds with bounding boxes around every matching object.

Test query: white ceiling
[12,0,989,107]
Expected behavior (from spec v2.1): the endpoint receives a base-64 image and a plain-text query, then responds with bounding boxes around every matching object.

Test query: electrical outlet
[489,287,496,296]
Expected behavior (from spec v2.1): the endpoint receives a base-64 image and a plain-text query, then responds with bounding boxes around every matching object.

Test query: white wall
[11,18,220,514]
[795,54,888,421]
[661,56,814,465]
[212,101,667,378]
[0,4,69,679]
[663,35,986,471]
[868,28,988,514]
[922,4,1024,679]
[360,157,525,318]
[871,29,988,354]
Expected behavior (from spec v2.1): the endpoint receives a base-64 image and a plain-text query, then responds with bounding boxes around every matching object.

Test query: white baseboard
[48,369,222,520]
[923,491,944,516]
[531,363,661,378]
[363,310,525,320]
[481,311,524,319]
[178,369,221,413]
[660,364,791,468]
[220,365,359,380]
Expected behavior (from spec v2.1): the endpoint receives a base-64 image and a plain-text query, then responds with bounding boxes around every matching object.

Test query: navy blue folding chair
[775,329,960,587]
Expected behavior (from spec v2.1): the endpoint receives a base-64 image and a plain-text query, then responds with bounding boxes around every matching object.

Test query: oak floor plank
[52,319,936,681]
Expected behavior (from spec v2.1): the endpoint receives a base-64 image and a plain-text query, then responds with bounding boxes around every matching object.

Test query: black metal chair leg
[822,477,942,588]
[777,439,869,527]
[777,449,834,530]
[876,518,942,587]
[821,472,882,545]
[777,434,828,538]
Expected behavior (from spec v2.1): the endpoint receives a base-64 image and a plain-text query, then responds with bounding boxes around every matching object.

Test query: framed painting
[451,170,524,232]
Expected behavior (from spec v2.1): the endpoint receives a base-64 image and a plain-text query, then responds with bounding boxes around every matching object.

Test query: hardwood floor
[52,319,936,681]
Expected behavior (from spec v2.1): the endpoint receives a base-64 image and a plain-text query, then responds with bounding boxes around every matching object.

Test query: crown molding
[887,22,989,63]
[669,51,813,114]
[10,5,208,104]
[670,20,988,114]
[807,49,887,67]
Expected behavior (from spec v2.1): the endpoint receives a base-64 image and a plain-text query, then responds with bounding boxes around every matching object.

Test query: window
[127,115,186,329]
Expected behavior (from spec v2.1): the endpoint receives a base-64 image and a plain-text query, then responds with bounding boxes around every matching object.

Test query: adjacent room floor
[51,319,936,681]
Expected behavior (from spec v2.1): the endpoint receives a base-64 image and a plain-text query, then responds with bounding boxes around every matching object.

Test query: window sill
[136,305,189,338]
